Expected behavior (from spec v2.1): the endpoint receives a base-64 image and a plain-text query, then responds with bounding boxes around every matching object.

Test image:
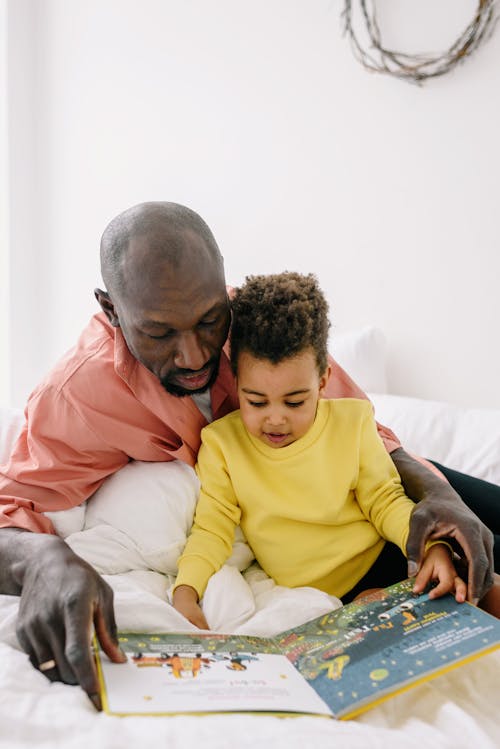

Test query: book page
[96,634,332,717]
[276,579,500,719]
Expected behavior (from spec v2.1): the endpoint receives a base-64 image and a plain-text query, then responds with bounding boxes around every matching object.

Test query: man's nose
[173,332,207,371]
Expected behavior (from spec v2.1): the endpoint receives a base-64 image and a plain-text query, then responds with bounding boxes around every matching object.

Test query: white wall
[0,0,10,404]
[4,0,500,409]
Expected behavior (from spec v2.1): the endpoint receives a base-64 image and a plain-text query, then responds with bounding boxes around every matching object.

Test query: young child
[173,272,494,628]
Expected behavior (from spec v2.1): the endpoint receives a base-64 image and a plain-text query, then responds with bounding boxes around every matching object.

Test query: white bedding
[0,402,499,749]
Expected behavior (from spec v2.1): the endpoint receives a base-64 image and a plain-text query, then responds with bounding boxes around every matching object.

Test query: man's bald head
[100,202,223,297]
[95,202,230,396]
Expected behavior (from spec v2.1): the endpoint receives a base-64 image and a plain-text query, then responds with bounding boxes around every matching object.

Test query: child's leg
[478,574,500,618]
[342,542,408,604]
[352,588,384,602]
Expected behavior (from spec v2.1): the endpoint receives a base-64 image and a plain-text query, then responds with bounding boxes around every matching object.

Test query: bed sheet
[1,568,499,749]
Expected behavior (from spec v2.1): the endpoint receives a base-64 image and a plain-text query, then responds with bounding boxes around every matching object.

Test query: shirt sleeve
[0,385,131,533]
[175,428,241,599]
[354,403,414,555]
[323,354,401,454]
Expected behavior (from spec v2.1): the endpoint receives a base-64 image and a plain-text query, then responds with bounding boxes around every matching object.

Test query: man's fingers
[62,599,100,701]
[407,500,494,602]
[467,557,493,605]
[94,585,126,664]
[47,629,79,685]
[406,510,430,576]
[16,626,62,683]
[12,535,127,708]
[449,528,493,602]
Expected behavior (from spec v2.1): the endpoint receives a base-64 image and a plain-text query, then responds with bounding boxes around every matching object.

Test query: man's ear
[94,288,120,327]
[319,363,332,395]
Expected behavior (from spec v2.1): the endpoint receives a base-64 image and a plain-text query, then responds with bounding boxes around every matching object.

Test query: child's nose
[267,410,286,426]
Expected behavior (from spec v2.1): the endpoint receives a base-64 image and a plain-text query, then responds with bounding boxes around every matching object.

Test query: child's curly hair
[230,272,330,375]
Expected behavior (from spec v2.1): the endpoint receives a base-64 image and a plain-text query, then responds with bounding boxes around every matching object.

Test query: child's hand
[412,543,467,602]
[172,585,210,629]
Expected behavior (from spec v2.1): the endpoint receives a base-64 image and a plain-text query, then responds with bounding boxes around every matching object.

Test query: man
[0,202,495,710]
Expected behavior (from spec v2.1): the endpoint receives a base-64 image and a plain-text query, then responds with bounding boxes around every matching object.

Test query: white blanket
[1,405,500,749]
[1,578,499,749]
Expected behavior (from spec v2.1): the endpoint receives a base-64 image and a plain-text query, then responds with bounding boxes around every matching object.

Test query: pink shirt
[0,313,401,534]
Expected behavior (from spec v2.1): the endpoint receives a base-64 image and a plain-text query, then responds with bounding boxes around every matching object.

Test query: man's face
[107,232,231,396]
[237,349,329,448]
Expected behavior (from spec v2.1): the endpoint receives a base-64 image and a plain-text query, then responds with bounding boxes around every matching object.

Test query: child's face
[236,349,330,448]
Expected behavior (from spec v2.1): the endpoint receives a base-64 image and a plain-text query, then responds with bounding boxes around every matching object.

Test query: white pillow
[66,524,151,575]
[369,392,500,484]
[78,460,200,575]
[330,325,388,394]
[68,459,255,576]
[0,401,255,576]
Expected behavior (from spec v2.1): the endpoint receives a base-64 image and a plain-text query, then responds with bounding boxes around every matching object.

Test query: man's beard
[159,356,221,398]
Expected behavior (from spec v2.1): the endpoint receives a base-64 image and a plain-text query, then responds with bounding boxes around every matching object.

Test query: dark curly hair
[230,272,330,375]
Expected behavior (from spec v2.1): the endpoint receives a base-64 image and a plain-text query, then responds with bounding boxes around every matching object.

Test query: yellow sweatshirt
[176,399,414,599]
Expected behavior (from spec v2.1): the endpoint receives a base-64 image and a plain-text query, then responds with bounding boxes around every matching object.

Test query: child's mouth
[264,432,289,445]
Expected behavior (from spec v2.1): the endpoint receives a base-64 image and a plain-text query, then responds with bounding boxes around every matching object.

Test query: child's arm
[173,585,209,629]
[174,424,241,626]
[413,543,467,602]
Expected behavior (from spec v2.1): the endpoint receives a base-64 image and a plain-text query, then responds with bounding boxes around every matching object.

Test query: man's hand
[2,529,126,710]
[172,584,209,629]
[407,495,494,603]
[412,543,466,602]
[391,448,494,602]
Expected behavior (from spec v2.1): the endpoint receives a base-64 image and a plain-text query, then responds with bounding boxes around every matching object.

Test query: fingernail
[408,562,418,577]
[89,693,102,711]
[472,597,479,606]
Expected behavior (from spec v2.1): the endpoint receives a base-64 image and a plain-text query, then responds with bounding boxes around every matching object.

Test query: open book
[95,579,500,719]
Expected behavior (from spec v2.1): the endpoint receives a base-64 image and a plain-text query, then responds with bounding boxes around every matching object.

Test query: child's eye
[248,400,266,408]
[286,401,304,408]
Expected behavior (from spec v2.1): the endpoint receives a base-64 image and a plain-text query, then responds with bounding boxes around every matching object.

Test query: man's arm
[323,354,494,601]
[0,394,129,708]
[0,359,186,700]
[0,527,126,709]
[391,447,494,602]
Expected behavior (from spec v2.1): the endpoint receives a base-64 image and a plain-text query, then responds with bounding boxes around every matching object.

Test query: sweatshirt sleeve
[175,425,241,599]
[354,403,414,555]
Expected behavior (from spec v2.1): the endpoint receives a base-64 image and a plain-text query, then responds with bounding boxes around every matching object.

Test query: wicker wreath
[343,0,499,84]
